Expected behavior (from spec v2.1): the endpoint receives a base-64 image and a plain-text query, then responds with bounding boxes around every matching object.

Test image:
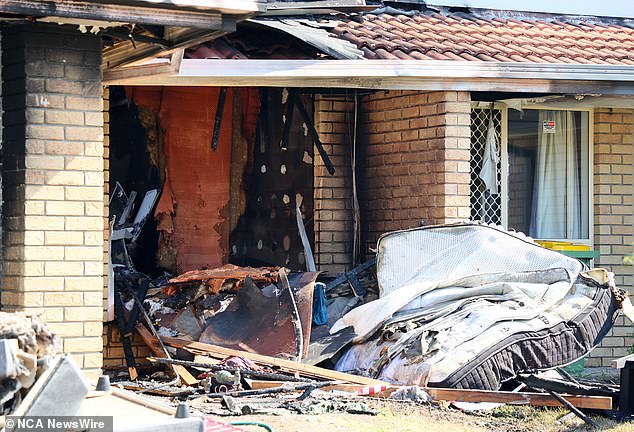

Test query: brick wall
[314,95,355,273]
[312,91,472,271]
[361,90,471,253]
[1,24,104,378]
[586,108,634,367]
[103,88,110,324]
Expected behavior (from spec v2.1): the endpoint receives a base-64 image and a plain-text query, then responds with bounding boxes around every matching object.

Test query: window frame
[471,102,594,245]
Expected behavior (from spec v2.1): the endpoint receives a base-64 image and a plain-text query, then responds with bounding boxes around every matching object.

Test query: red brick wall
[361,90,471,253]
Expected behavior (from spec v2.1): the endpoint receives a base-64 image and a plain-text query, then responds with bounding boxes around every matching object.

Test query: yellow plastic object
[535,240,591,251]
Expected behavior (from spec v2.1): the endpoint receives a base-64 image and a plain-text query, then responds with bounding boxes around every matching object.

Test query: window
[470,105,592,242]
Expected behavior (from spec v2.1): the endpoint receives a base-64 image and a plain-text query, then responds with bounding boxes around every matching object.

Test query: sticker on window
[542,120,556,133]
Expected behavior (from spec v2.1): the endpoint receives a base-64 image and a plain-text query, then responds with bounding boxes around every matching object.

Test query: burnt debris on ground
[100,211,634,425]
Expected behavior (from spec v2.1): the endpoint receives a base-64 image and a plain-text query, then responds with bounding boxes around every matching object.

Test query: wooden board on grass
[248,380,613,410]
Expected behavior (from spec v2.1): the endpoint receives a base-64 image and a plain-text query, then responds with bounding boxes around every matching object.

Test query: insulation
[129,87,233,273]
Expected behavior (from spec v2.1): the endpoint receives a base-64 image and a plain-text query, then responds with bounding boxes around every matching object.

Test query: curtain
[530,111,581,239]
[478,112,500,223]
[479,114,499,194]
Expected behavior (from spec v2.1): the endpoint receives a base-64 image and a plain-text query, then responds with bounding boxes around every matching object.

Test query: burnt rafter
[102,28,230,69]
[291,92,335,175]
[0,0,230,29]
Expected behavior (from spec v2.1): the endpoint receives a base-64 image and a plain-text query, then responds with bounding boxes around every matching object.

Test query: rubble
[0,313,60,415]
[0,312,59,358]
[99,217,633,426]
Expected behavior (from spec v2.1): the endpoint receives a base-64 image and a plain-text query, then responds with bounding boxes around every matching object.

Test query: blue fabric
[312,282,328,326]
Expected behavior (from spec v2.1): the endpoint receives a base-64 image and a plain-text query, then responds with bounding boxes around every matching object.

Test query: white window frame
[471,102,594,245]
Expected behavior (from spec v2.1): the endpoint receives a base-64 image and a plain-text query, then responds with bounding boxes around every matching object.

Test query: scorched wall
[128,87,233,273]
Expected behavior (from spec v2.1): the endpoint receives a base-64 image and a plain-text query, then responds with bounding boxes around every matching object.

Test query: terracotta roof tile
[327,11,634,64]
[408,50,436,60]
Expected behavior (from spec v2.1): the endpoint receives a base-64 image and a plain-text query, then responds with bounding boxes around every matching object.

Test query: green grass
[210,400,634,432]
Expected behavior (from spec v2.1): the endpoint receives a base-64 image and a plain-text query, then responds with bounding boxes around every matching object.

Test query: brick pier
[1,24,104,378]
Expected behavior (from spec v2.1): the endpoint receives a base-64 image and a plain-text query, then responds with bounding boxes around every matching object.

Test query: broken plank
[249,380,389,393]
[424,388,611,410]
[194,354,221,365]
[156,334,387,386]
[119,384,178,397]
[211,87,228,151]
[248,381,613,410]
[128,366,139,381]
[291,92,335,175]
[135,324,199,386]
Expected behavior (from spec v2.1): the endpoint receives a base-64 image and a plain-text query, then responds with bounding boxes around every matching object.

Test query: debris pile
[0,313,60,415]
[105,221,633,424]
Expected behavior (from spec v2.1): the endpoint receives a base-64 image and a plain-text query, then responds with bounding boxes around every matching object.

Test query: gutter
[104,59,634,95]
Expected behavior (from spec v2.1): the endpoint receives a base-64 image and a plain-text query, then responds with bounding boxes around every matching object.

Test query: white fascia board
[104,59,634,95]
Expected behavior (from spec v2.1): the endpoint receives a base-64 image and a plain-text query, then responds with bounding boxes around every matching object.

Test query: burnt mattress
[332,224,622,390]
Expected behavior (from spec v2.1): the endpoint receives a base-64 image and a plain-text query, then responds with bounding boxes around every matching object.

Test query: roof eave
[0,0,266,29]
[104,59,634,96]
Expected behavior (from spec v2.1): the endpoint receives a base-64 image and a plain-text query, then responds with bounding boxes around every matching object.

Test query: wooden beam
[135,325,200,386]
[103,61,178,84]
[131,0,266,14]
[102,28,229,69]
[156,334,387,386]
[247,380,613,410]
[0,0,232,29]
[264,0,374,14]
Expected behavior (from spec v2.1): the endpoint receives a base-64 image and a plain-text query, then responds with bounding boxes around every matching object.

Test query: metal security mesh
[470,108,502,224]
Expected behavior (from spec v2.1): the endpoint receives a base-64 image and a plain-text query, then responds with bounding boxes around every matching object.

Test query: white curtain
[479,115,499,194]
[530,111,582,239]
[477,113,500,223]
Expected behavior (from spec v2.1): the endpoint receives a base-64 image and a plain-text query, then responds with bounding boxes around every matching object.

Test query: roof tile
[328,11,634,64]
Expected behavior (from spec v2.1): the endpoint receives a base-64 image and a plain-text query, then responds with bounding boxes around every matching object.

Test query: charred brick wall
[313,90,472,272]
[1,24,104,378]
[361,90,472,254]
